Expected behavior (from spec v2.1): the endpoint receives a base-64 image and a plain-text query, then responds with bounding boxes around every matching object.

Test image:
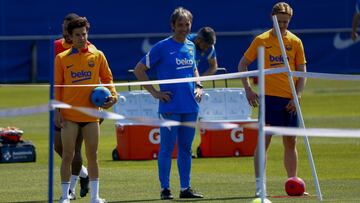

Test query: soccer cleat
[179,187,204,198]
[59,197,70,203]
[160,188,174,200]
[68,190,76,200]
[79,176,89,197]
[90,198,107,203]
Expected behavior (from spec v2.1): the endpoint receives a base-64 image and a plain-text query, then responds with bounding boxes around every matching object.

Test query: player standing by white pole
[238,2,309,198]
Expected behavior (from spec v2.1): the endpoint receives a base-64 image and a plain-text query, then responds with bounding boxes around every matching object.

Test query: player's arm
[54,55,64,127]
[133,62,172,102]
[352,12,360,41]
[194,67,203,102]
[202,57,218,76]
[286,63,306,113]
[295,64,307,99]
[98,52,118,109]
[238,56,259,107]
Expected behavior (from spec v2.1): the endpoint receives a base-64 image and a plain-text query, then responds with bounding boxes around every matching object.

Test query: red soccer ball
[285,177,306,196]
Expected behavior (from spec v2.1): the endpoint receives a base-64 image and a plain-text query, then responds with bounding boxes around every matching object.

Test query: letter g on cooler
[149,128,160,144]
[230,127,244,143]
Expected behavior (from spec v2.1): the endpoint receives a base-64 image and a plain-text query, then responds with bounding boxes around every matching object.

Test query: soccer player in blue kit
[187,27,218,76]
[134,7,204,200]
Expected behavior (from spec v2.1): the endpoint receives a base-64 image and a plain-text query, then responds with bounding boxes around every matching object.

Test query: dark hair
[64,13,79,22]
[67,17,90,35]
[197,27,216,45]
[272,2,293,17]
[170,7,193,25]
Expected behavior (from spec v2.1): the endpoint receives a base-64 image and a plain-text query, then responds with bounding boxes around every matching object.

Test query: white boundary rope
[1,101,360,138]
[264,126,360,138]
[291,71,360,81]
[1,70,359,88]
[54,68,286,87]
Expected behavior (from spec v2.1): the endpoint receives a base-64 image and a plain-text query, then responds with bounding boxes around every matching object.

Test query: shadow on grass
[108,196,254,203]
[12,201,47,203]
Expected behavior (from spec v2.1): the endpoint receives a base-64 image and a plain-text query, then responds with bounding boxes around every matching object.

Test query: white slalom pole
[272,15,323,201]
[257,46,266,203]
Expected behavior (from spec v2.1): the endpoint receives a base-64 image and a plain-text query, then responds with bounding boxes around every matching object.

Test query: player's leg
[158,113,179,200]
[177,112,203,198]
[68,128,85,198]
[253,95,284,197]
[73,129,90,197]
[60,120,79,201]
[283,136,298,177]
[54,126,63,157]
[77,119,103,197]
[283,106,299,178]
[82,122,106,203]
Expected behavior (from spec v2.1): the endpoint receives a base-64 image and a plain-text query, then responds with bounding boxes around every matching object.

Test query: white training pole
[257,46,266,203]
[272,15,323,201]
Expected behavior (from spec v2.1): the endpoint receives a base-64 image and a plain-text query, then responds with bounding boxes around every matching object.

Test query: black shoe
[179,187,204,199]
[160,188,174,200]
[79,176,89,197]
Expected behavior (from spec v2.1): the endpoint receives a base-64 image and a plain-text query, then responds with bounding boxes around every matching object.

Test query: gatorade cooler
[197,120,258,157]
[197,88,258,157]
[112,124,177,160]
[112,91,177,160]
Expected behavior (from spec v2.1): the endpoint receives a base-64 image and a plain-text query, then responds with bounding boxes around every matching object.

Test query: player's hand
[245,87,259,107]
[194,87,203,102]
[102,95,118,109]
[352,31,358,41]
[286,98,300,113]
[54,109,64,128]
[152,90,172,102]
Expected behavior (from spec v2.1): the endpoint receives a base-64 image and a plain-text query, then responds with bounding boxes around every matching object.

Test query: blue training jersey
[140,37,199,113]
[187,33,216,74]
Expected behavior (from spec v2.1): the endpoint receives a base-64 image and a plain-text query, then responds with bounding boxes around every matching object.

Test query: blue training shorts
[265,95,298,127]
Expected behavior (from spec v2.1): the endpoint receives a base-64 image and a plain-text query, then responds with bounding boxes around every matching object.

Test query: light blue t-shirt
[140,37,199,113]
[187,33,216,74]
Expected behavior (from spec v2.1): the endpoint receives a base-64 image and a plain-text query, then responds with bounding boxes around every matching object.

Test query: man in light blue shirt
[134,7,204,200]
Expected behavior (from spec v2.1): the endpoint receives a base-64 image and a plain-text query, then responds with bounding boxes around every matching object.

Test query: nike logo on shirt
[333,33,360,49]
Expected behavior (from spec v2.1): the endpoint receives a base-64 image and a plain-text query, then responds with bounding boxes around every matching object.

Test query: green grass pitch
[0,78,359,202]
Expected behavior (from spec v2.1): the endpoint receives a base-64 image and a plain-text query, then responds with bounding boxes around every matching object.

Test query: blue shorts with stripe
[265,95,298,127]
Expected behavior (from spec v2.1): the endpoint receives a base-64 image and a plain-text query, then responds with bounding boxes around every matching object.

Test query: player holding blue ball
[54,17,117,203]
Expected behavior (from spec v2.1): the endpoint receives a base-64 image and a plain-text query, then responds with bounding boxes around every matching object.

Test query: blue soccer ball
[90,86,112,107]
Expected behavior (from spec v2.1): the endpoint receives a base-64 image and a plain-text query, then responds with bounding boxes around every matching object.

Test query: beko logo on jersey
[71,70,92,83]
[176,58,194,66]
[269,55,284,63]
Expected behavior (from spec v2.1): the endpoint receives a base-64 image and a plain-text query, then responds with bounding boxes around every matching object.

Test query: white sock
[61,182,70,199]
[69,175,79,193]
[90,179,100,200]
[79,165,88,178]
